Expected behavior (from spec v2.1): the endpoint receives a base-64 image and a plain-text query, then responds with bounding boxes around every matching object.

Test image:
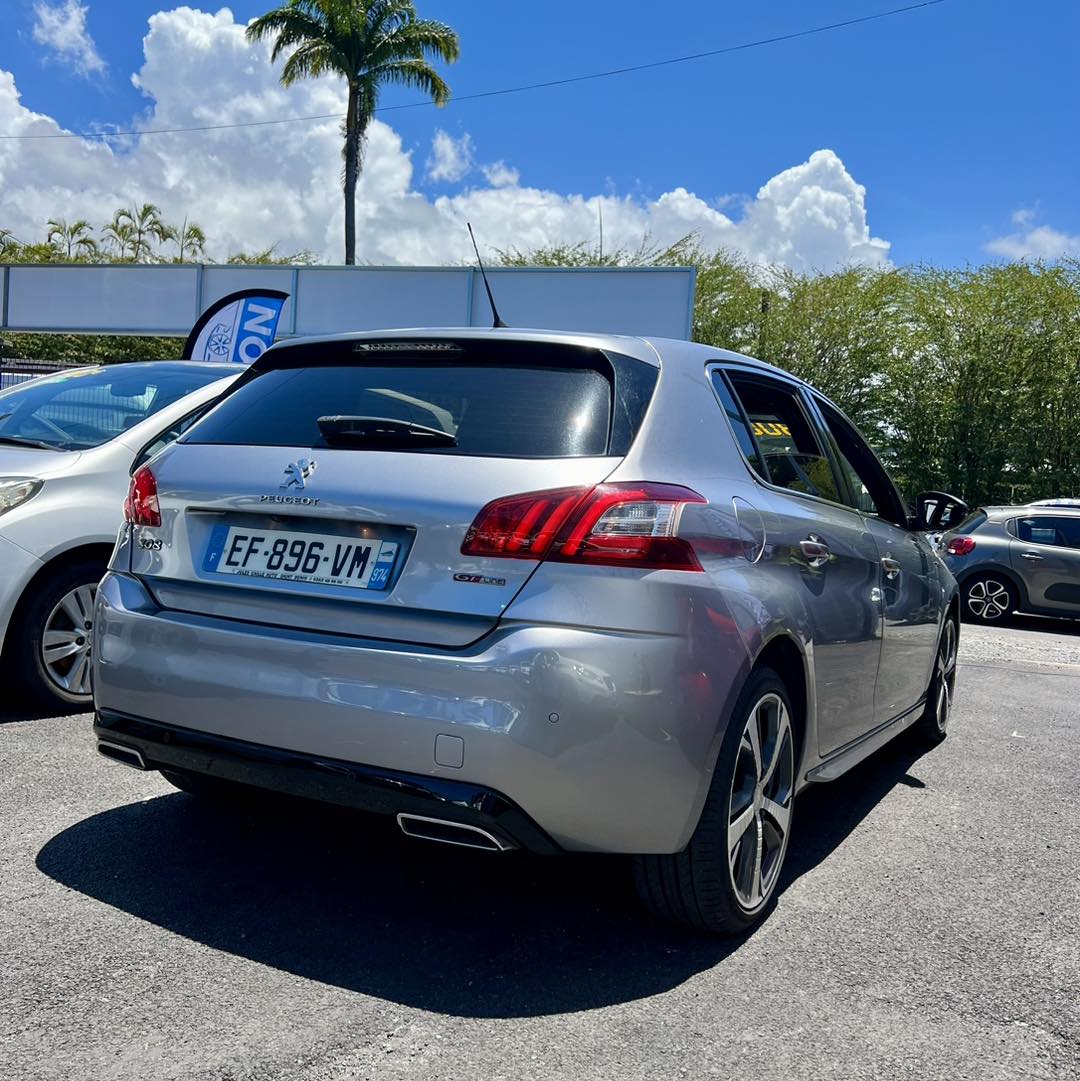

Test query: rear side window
[188,363,613,458]
[1013,515,1080,549]
[724,373,843,505]
[709,370,766,478]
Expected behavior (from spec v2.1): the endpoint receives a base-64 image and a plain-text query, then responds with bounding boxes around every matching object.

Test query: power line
[1,1,948,142]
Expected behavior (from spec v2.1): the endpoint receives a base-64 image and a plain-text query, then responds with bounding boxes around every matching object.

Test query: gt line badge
[281,458,317,490]
[454,573,507,587]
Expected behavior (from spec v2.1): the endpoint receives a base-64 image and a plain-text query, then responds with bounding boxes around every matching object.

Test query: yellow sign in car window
[751,421,792,438]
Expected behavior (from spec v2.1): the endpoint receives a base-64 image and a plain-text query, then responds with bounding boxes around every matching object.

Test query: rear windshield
[952,509,988,535]
[187,363,615,458]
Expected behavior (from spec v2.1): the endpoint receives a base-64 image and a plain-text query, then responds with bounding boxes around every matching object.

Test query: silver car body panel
[94,329,957,853]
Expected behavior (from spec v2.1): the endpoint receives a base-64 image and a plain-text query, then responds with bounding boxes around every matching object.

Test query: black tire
[960,573,1017,624]
[161,768,255,803]
[910,616,959,748]
[633,666,797,936]
[8,558,105,714]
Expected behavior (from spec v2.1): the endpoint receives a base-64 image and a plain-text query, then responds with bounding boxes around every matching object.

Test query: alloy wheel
[966,578,1011,621]
[41,583,96,699]
[934,619,959,733]
[727,692,795,912]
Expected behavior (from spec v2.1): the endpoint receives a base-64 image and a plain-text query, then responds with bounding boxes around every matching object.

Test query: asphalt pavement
[2,617,1078,1081]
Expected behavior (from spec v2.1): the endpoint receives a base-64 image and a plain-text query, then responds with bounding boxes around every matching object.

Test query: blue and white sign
[182,288,288,364]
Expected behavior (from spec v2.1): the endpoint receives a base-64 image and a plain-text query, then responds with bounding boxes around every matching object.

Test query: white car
[0,361,237,711]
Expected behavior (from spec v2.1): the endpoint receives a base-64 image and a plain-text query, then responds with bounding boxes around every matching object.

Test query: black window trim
[804,391,911,530]
[709,362,858,517]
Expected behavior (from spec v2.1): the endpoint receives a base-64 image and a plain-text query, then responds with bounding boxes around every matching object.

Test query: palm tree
[46,218,99,260]
[113,203,170,262]
[170,218,208,262]
[101,216,135,261]
[0,227,20,258]
[246,0,459,265]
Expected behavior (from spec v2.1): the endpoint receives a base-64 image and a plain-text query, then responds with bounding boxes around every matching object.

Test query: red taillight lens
[462,483,706,571]
[124,465,161,527]
[946,536,976,556]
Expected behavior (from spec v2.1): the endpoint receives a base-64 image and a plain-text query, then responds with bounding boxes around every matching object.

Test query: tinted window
[0,364,226,450]
[727,374,843,504]
[188,364,614,458]
[1014,516,1080,549]
[710,369,766,478]
[133,405,214,472]
[815,397,908,527]
[953,509,988,534]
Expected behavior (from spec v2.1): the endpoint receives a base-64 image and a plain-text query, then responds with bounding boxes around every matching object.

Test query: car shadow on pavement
[1004,613,1080,637]
[0,700,65,725]
[36,739,927,1018]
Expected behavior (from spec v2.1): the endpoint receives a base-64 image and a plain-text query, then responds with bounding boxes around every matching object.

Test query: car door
[811,395,942,725]
[722,369,884,757]
[1009,515,1080,613]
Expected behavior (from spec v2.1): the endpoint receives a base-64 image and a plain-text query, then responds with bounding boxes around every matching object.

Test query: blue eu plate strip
[203,524,230,572]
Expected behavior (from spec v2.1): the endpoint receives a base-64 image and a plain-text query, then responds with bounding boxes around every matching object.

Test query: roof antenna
[467,222,507,328]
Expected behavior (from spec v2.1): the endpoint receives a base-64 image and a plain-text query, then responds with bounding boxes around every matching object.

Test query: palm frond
[373,57,450,104]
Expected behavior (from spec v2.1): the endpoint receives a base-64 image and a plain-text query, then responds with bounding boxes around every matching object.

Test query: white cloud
[986,214,1079,260]
[1,7,891,270]
[425,130,473,184]
[482,161,519,188]
[32,0,106,78]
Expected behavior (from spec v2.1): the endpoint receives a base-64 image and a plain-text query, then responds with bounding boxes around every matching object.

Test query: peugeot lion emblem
[281,458,317,490]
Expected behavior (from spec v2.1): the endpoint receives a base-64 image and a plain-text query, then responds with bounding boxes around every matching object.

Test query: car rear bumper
[94,709,559,853]
[93,571,739,853]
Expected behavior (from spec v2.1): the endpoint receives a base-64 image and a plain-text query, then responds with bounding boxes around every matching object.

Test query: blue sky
[2,0,1078,266]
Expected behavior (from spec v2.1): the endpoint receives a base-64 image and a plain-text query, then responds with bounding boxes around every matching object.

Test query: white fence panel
[5,265,199,333]
[1,264,695,340]
[293,268,469,336]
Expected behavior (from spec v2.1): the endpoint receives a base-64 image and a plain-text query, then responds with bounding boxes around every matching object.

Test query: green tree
[46,218,99,260]
[101,215,135,260]
[0,227,22,259]
[226,244,318,264]
[246,0,458,265]
[113,203,170,262]
[168,218,208,262]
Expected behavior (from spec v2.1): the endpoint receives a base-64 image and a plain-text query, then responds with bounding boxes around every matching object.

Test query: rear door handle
[1020,551,1043,561]
[799,537,831,567]
[880,556,901,579]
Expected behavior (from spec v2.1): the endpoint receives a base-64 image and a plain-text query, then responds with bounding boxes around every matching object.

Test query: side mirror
[912,490,969,532]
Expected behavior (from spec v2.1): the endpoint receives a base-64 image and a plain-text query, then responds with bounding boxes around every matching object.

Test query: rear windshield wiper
[0,434,63,451]
[316,415,457,448]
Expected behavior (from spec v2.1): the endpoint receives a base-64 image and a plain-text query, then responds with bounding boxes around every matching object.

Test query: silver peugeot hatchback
[93,329,960,934]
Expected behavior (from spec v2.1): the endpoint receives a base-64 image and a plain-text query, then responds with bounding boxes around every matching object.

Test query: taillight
[946,536,976,556]
[124,465,161,527]
[462,483,706,570]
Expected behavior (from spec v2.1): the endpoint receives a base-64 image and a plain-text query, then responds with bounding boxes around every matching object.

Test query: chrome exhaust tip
[396,812,515,852]
[96,740,148,771]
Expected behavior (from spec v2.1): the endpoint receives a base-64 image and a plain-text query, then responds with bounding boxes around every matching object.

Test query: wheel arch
[955,563,1029,610]
[751,633,809,765]
[1,542,114,663]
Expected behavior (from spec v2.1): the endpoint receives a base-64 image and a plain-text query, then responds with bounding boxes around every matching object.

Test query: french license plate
[203,524,399,591]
